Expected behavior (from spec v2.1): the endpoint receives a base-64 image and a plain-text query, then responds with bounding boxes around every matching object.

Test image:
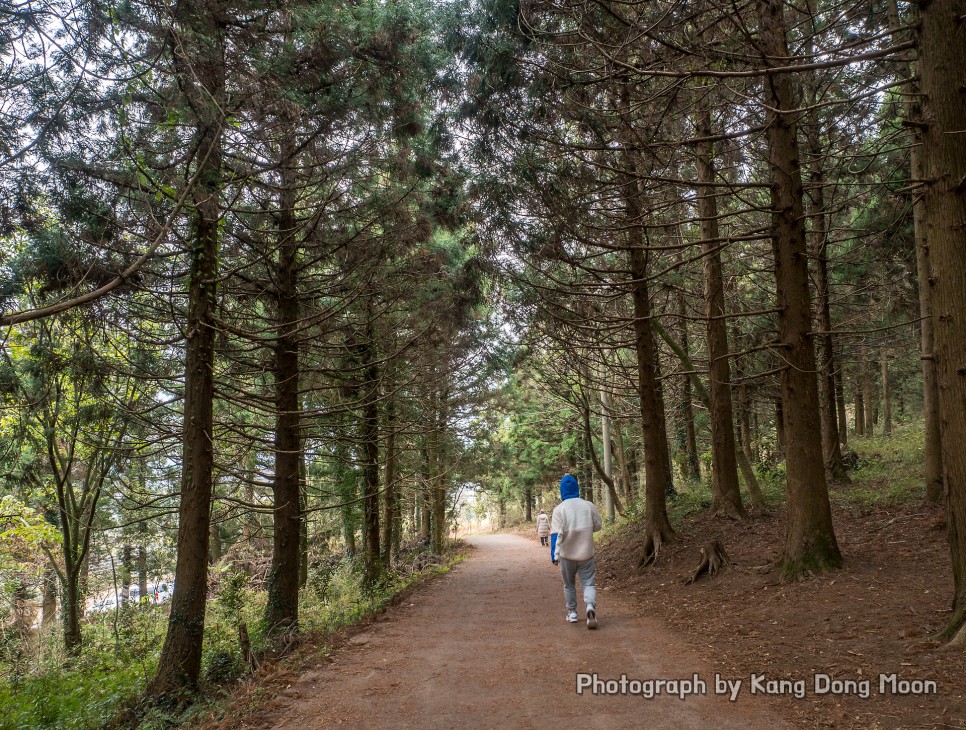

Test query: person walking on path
[550,474,602,629]
[536,509,551,547]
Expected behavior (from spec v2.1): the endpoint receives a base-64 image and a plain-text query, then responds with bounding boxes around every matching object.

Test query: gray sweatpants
[559,557,597,613]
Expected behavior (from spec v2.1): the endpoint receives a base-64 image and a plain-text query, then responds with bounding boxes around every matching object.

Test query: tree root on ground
[637,525,674,569]
[684,539,729,584]
[710,500,745,520]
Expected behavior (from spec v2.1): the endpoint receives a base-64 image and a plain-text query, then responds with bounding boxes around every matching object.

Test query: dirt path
[266,534,789,729]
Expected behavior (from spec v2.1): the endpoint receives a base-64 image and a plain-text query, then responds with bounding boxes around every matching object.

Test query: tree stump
[685,540,729,584]
[238,622,251,666]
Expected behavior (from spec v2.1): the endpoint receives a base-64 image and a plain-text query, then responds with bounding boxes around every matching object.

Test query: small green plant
[306,555,344,603]
[217,567,250,621]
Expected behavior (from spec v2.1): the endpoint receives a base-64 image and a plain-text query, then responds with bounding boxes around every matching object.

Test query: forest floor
[594,482,966,728]
[199,533,788,730]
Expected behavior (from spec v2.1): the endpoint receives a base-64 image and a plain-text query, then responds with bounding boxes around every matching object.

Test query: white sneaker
[566,611,578,623]
[586,607,598,629]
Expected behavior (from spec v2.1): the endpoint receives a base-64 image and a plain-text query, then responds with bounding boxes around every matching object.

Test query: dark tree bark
[626,443,640,498]
[675,284,701,482]
[579,418,595,501]
[886,0,943,504]
[299,451,308,589]
[265,128,302,636]
[121,544,133,604]
[149,0,225,695]
[359,328,381,583]
[138,545,148,602]
[774,398,786,460]
[419,444,431,542]
[624,178,675,565]
[757,0,842,579]
[855,373,866,436]
[862,353,875,436]
[62,570,82,651]
[805,107,850,484]
[382,387,397,568]
[881,359,892,437]
[695,96,745,518]
[919,0,966,644]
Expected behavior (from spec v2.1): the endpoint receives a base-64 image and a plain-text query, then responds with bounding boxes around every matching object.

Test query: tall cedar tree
[757,0,841,578]
[148,0,225,696]
[920,0,966,644]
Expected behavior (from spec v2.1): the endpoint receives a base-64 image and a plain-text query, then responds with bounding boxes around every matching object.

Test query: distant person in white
[536,509,551,547]
[550,474,603,629]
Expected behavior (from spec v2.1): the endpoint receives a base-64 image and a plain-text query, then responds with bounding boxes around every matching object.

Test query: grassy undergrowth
[596,421,929,544]
[0,545,466,730]
[835,421,927,506]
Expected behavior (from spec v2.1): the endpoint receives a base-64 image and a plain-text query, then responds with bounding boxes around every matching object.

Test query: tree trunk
[919,0,966,644]
[121,544,133,604]
[862,354,875,436]
[208,523,221,566]
[382,389,397,567]
[805,107,850,483]
[138,545,148,602]
[392,484,402,558]
[299,452,308,589]
[614,425,633,500]
[758,0,842,579]
[338,431,357,557]
[625,198,675,565]
[601,391,616,522]
[430,389,448,554]
[62,569,81,655]
[774,398,786,460]
[265,128,302,634]
[359,329,381,583]
[675,286,701,482]
[855,374,866,436]
[11,580,29,634]
[42,565,57,628]
[737,380,754,463]
[881,358,892,437]
[149,0,224,693]
[580,419,594,501]
[696,96,745,518]
[835,368,848,447]
[752,409,760,456]
[886,0,943,504]
[419,448,431,542]
[627,443,640,499]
